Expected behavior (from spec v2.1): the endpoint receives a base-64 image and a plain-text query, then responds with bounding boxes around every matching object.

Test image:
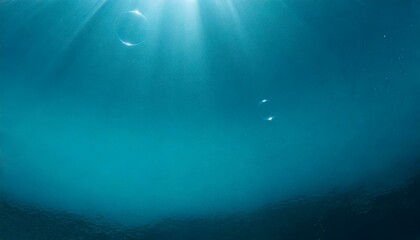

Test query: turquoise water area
[0,0,420,232]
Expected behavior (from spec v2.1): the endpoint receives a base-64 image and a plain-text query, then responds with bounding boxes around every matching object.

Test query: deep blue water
[1,0,420,239]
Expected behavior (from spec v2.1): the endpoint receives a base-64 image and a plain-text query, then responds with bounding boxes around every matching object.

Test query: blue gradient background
[1,0,420,227]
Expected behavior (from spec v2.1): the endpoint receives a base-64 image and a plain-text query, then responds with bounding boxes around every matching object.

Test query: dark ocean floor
[1,170,420,240]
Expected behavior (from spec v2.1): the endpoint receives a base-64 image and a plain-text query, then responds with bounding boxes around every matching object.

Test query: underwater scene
[1,0,420,239]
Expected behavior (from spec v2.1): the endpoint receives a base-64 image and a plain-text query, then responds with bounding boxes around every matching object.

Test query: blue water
[1,0,420,238]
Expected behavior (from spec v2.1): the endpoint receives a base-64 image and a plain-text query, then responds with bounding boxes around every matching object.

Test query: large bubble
[258,99,276,121]
[115,10,148,46]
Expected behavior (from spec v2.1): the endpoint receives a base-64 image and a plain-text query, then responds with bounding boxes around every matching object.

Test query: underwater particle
[258,99,276,121]
[115,10,148,46]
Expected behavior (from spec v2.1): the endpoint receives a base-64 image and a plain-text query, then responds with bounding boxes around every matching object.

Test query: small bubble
[115,10,148,46]
[258,99,276,121]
